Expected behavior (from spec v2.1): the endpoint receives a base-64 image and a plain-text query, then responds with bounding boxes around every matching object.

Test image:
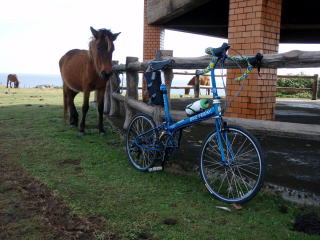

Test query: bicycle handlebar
[205,42,230,58]
[231,53,263,81]
[196,43,263,82]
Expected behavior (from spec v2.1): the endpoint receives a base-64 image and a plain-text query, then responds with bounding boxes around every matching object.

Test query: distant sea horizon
[0,73,62,88]
[0,72,226,96]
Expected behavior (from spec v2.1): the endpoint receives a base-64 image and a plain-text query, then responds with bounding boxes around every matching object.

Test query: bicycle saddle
[148,59,175,71]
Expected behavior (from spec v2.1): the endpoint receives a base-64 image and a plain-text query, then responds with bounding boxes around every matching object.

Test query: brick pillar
[143,0,164,61]
[226,0,282,120]
[142,0,165,101]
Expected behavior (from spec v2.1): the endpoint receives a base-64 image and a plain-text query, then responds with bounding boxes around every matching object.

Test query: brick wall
[226,0,282,120]
[142,0,165,100]
[143,0,164,61]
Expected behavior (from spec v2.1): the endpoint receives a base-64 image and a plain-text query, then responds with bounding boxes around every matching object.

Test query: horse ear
[90,26,99,39]
[112,32,121,41]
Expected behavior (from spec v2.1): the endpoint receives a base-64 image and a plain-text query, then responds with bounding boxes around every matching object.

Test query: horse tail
[63,84,68,124]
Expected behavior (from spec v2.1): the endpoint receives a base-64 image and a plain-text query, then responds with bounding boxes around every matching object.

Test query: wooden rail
[104,50,320,139]
[118,72,318,100]
[112,50,320,72]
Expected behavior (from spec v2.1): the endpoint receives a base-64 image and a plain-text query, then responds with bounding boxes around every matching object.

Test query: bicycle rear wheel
[199,125,265,204]
[126,114,159,171]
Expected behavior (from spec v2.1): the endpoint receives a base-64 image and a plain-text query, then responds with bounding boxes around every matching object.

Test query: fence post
[104,80,111,115]
[109,72,121,116]
[194,75,200,98]
[312,74,319,100]
[148,50,173,125]
[155,49,174,99]
[104,61,119,115]
[123,57,139,129]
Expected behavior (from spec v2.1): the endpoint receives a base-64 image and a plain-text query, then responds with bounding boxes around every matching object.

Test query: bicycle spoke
[233,166,251,194]
[236,147,256,159]
[237,161,260,170]
[217,169,228,194]
[230,170,243,198]
[238,165,259,177]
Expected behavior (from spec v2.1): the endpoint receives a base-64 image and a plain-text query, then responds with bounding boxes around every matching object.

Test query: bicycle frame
[163,69,221,132]
[135,58,234,165]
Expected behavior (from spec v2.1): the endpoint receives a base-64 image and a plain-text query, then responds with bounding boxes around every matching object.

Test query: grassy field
[0,86,319,240]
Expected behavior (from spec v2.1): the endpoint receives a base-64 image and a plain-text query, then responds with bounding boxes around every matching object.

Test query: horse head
[89,27,120,81]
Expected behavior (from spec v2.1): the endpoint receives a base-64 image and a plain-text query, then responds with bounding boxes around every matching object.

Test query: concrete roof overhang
[147,0,320,43]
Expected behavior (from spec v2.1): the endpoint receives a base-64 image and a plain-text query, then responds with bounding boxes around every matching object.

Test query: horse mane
[88,28,115,58]
[88,29,114,44]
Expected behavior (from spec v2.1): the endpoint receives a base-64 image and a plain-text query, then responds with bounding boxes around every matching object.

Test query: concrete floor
[275,99,320,124]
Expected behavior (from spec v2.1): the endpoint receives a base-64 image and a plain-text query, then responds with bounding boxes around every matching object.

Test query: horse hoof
[77,131,85,137]
[69,125,77,129]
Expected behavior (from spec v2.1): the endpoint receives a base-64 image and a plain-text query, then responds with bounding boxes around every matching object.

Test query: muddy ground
[0,147,115,240]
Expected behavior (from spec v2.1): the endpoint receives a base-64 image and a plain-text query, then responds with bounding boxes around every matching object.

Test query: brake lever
[248,53,263,76]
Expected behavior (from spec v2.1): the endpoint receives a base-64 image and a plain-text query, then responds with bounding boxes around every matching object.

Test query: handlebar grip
[248,53,263,67]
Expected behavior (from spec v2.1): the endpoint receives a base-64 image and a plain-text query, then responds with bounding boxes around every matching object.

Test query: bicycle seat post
[160,71,173,125]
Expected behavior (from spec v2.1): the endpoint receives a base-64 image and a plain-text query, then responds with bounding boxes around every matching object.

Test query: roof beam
[147,0,211,24]
[281,24,320,30]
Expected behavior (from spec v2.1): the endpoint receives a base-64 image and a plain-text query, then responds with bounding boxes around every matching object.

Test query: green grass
[0,86,319,240]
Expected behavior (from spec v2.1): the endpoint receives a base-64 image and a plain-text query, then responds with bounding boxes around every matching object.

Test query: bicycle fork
[215,119,236,166]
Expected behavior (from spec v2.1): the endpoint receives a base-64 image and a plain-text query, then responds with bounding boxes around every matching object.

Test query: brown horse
[185,75,211,95]
[6,74,19,88]
[59,27,120,136]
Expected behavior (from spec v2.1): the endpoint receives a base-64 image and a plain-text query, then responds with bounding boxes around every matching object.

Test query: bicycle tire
[199,125,265,204]
[126,114,159,171]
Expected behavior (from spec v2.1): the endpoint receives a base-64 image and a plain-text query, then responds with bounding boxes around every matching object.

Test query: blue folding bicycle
[126,43,265,203]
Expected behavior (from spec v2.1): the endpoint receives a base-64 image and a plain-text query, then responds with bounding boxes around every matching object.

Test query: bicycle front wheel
[126,114,159,171]
[199,125,265,204]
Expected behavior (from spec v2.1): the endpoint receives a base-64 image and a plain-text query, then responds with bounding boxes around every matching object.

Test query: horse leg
[65,87,79,128]
[79,91,90,136]
[97,88,106,135]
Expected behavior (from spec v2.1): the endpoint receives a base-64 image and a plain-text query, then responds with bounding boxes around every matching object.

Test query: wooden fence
[103,50,320,140]
[277,74,318,100]
[118,72,319,100]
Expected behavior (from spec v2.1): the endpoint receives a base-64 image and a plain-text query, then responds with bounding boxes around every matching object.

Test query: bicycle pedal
[148,166,163,172]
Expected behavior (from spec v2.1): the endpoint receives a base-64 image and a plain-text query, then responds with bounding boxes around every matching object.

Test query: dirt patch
[293,212,320,235]
[0,151,113,239]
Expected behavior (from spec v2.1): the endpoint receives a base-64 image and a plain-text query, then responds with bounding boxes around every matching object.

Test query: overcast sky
[0,0,319,75]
